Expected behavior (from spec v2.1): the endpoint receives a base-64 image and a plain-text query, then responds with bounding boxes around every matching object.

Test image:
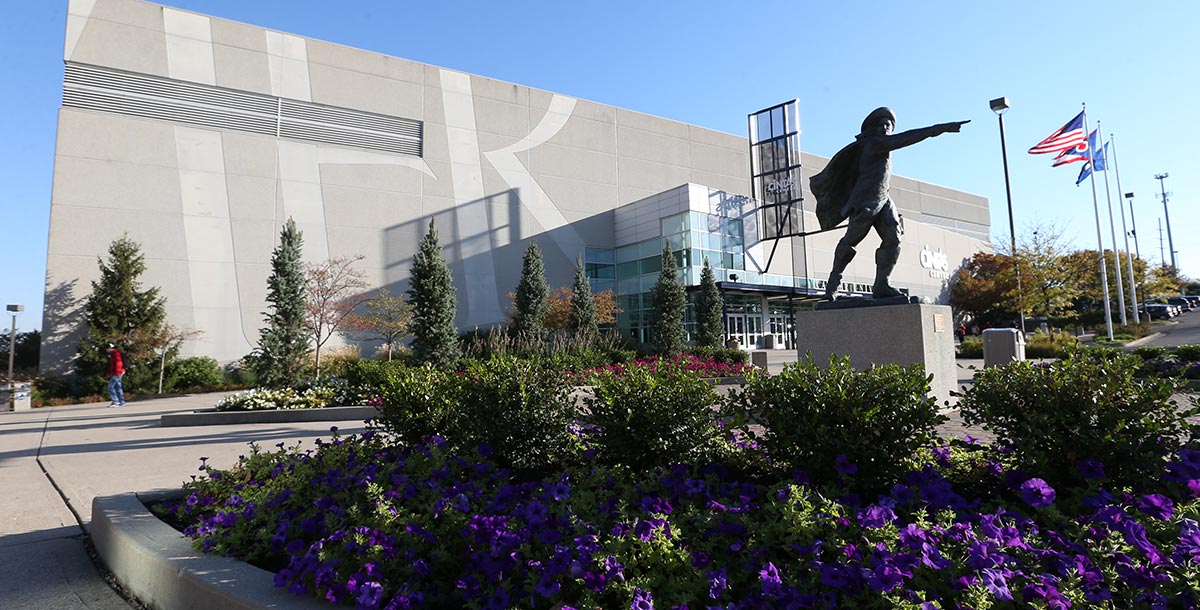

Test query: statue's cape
[810,139,861,230]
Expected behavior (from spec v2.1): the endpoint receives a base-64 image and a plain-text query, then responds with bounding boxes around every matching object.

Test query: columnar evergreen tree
[696,258,724,347]
[76,235,167,390]
[512,240,549,338]
[254,218,309,387]
[408,218,460,366]
[568,253,597,336]
[652,243,686,357]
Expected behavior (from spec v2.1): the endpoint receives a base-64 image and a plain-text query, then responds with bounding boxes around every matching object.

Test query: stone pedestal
[794,303,957,405]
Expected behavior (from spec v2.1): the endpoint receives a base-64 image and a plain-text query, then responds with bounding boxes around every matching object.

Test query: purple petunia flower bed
[161,352,1200,609]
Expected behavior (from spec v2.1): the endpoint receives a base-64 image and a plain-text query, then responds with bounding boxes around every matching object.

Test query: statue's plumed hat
[860,107,896,134]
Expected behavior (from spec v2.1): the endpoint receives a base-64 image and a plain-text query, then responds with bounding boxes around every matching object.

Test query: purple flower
[630,588,654,610]
[980,568,1013,601]
[1138,493,1174,520]
[550,481,570,501]
[858,505,897,529]
[1176,519,1200,561]
[867,565,903,592]
[1077,459,1105,480]
[835,454,858,476]
[534,575,560,599]
[1020,478,1056,508]
[759,562,783,597]
[931,446,952,466]
[707,568,727,599]
[355,581,384,608]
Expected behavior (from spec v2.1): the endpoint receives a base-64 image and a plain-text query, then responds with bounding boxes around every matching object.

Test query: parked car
[1184,296,1200,309]
[1142,303,1175,320]
[1167,297,1194,312]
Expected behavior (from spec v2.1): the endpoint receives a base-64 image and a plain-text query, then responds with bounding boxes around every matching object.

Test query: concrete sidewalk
[0,393,367,610]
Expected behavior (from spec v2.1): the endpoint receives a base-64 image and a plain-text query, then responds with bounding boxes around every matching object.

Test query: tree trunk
[314,346,322,379]
[158,352,166,394]
[386,342,392,361]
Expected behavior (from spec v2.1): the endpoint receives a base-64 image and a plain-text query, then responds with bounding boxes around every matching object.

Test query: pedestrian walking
[106,343,126,407]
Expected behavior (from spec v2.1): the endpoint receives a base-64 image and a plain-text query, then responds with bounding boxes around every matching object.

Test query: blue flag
[1076,135,1107,185]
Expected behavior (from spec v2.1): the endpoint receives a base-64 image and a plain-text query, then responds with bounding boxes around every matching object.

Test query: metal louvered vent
[63,63,422,157]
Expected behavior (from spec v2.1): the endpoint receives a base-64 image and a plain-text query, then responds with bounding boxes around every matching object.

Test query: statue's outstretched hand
[944,120,970,133]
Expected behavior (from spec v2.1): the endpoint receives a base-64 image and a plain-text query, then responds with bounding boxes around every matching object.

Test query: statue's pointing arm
[881,120,970,151]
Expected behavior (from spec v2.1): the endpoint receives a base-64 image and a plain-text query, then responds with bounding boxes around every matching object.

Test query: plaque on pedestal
[794,303,957,405]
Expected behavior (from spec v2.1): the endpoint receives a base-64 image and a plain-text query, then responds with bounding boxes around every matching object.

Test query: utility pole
[1154,173,1176,270]
[1159,218,1166,269]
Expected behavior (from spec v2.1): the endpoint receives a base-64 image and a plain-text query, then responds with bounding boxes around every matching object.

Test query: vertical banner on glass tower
[747,100,802,270]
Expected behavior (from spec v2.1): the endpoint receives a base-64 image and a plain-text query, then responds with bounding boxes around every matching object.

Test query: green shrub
[727,356,945,489]
[165,356,224,391]
[687,345,749,365]
[1133,345,1169,361]
[317,345,362,378]
[583,362,722,469]
[373,365,463,444]
[956,337,983,358]
[1023,329,1080,358]
[224,356,258,387]
[453,356,580,471]
[1174,344,1200,362]
[374,357,579,471]
[342,359,408,393]
[958,350,1197,490]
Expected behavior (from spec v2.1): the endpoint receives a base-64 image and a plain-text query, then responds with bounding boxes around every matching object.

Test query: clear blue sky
[3,0,1198,331]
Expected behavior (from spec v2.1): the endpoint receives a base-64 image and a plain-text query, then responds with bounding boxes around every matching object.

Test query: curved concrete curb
[1124,332,1164,349]
[161,405,379,427]
[91,491,330,610]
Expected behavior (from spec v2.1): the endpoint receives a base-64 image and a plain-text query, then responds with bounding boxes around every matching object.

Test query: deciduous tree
[305,254,369,377]
[343,288,412,361]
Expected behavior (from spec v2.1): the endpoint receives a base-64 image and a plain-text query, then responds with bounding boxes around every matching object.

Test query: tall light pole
[1155,173,1176,270]
[990,97,1025,334]
[6,304,22,394]
[1125,192,1142,308]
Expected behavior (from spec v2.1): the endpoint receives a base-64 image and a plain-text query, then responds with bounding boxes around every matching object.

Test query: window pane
[617,261,639,278]
[640,255,661,275]
[586,247,614,264]
[617,245,638,263]
[639,240,662,259]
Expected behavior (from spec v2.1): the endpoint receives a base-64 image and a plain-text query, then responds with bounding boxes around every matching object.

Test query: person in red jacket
[105,343,126,407]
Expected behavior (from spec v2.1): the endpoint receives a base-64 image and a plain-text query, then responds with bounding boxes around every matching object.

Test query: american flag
[1028,111,1086,155]
[1051,129,1096,166]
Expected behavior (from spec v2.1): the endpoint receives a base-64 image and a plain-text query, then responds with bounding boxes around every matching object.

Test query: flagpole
[1097,121,1128,326]
[1110,134,1140,322]
[1082,106,1115,340]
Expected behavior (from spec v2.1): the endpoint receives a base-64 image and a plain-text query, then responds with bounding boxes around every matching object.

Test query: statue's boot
[872,245,904,298]
[823,244,856,300]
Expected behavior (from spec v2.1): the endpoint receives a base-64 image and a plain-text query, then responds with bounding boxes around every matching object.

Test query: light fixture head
[6,304,23,313]
[1124,192,1134,199]
[989,97,1010,114]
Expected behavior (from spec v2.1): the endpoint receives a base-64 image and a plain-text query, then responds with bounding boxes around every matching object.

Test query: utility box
[982,328,1026,367]
[2,383,32,412]
[751,351,769,370]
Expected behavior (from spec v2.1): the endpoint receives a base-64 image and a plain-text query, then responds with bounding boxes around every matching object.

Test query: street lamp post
[990,97,1025,335]
[6,304,22,396]
[1125,192,1142,309]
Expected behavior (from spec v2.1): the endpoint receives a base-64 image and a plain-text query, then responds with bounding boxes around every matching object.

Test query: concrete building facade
[43,0,990,370]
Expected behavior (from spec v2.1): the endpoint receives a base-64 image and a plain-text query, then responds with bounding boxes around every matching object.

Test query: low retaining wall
[160,405,379,427]
[91,492,329,610]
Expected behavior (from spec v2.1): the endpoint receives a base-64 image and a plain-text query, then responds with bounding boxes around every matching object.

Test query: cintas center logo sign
[920,246,951,280]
